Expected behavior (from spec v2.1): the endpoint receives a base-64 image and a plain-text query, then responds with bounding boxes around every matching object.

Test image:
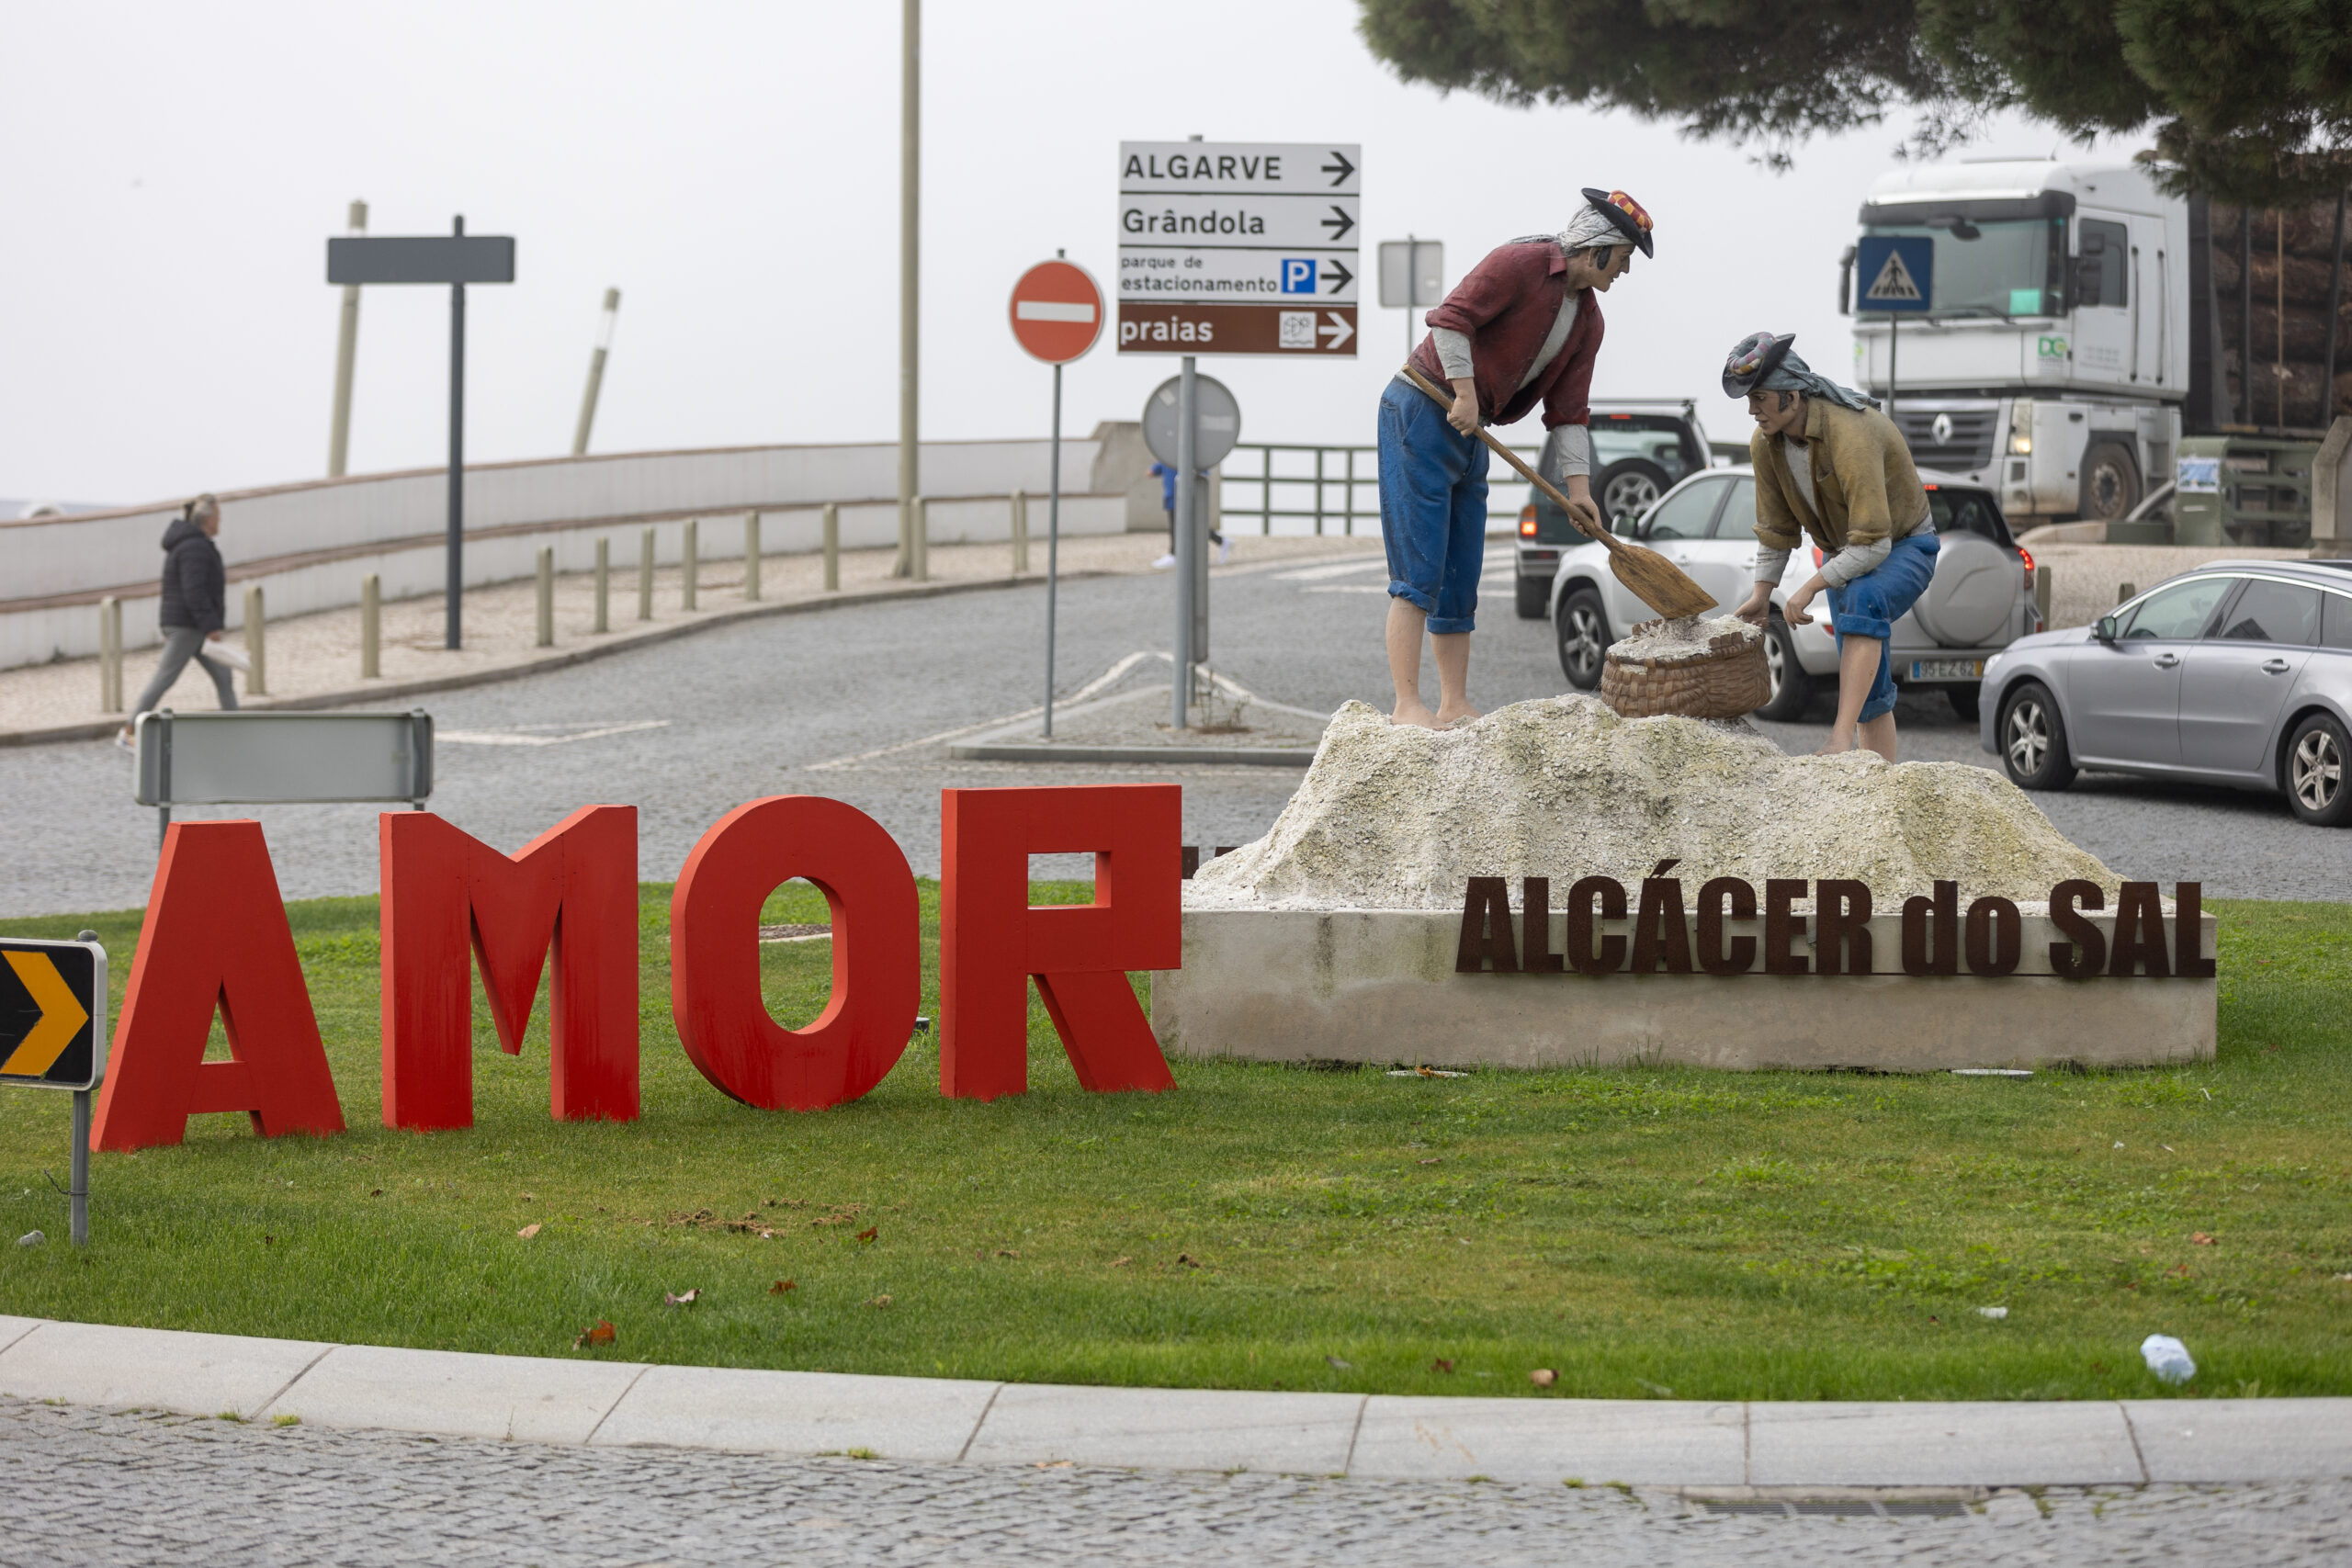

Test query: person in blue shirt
[1148,461,1228,570]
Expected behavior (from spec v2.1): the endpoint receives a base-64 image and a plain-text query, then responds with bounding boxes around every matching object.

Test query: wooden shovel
[1400,362,1718,620]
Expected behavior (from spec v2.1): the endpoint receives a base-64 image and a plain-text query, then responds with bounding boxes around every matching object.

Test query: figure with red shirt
[1379,188,1654,728]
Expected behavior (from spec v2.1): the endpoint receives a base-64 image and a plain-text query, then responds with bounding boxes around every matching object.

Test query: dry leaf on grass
[664,1289,700,1307]
[855,1226,878,1244]
[770,1279,797,1294]
[2192,1232,2216,1246]
[1175,1254,1204,1269]
[865,1294,893,1308]
[1109,1257,1132,1268]
[1326,1356,1353,1371]
[1529,1369,1558,1388]
[574,1320,616,1349]
[996,1248,1019,1259]
[521,1192,537,1201]
[1431,1359,1455,1373]
[368,1189,384,1198]
[516,1223,542,1240]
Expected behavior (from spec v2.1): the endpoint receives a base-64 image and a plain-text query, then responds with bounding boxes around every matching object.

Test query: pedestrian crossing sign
[1856,235,1933,314]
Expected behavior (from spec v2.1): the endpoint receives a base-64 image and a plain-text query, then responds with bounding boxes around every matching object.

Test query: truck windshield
[1862,219,2065,318]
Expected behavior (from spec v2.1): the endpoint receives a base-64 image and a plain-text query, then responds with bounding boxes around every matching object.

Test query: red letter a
[89,820,345,1152]
[379,807,639,1131]
[939,784,1181,1100]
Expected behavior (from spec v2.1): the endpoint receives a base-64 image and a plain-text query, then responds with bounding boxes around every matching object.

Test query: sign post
[327,221,517,649]
[1119,139,1352,726]
[1,934,108,1246]
[1378,237,1444,360]
[1008,256,1105,739]
[1855,234,1932,424]
[1141,373,1240,726]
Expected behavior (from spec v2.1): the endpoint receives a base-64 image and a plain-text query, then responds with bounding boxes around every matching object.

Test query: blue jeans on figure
[1376,377,1488,634]
[1826,531,1940,722]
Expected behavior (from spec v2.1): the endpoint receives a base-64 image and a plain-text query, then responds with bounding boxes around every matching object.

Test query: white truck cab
[1849,159,2190,525]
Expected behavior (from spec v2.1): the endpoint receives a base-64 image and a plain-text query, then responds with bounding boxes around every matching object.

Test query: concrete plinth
[1150,908,2215,1072]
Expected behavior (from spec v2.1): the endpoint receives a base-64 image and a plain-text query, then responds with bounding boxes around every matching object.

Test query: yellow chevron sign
[0,940,104,1090]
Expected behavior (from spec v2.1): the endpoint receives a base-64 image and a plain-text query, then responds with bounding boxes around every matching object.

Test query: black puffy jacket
[157,514,225,634]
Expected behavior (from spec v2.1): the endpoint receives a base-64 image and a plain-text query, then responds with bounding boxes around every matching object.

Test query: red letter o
[670,796,919,1111]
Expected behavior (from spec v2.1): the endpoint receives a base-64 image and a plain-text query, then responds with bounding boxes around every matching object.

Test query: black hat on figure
[1580,188,1656,257]
[1722,331,1796,398]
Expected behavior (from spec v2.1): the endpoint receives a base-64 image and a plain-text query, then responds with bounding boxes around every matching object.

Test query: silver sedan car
[1980,559,2352,826]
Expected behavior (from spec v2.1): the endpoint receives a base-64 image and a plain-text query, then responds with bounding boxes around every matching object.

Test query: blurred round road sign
[1142,375,1242,468]
[1008,261,1104,365]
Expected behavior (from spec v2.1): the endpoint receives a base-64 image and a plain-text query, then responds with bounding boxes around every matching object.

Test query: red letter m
[379,807,639,1130]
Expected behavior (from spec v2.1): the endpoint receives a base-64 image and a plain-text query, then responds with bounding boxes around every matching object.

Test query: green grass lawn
[0,884,2346,1403]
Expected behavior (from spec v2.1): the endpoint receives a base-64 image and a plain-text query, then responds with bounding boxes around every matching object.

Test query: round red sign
[1008,260,1104,365]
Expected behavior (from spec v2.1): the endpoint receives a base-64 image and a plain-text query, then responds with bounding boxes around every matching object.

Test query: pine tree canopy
[1355,0,2352,206]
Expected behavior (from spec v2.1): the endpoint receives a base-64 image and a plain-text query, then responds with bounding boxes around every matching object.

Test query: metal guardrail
[1221,443,1543,536]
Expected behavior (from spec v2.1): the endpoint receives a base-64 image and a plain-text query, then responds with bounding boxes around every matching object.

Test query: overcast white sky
[1,1,2120,507]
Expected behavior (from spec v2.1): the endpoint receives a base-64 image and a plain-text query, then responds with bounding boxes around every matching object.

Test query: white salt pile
[1186,694,2119,911]
[1609,614,1760,663]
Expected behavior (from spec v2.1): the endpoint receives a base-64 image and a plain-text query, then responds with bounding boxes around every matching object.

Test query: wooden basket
[1600,622,1770,719]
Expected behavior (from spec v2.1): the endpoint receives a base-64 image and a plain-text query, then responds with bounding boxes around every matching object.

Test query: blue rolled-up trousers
[1376,376,1487,635]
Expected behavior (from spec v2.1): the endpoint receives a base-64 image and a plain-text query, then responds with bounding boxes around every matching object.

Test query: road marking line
[439,720,670,748]
[802,652,1158,772]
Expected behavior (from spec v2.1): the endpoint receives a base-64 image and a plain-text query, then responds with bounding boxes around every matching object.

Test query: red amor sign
[89,784,1182,1152]
[1008,260,1104,365]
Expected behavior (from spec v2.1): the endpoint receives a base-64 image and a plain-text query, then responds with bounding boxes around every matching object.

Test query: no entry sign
[1009,260,1104,364]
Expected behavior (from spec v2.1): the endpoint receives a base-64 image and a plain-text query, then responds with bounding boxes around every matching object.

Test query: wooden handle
[1398,362,1618,554]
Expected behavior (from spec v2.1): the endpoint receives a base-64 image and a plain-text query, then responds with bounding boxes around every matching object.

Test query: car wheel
[1555,587,1609,690]
[1753,614,1813,720]
[2077,440,2141,522]
[1947,683,1981,722]
[1597,459,1670,527]
[1515,575,1548,619]
[1997,681,2077,791]
[2283,712,2352,827]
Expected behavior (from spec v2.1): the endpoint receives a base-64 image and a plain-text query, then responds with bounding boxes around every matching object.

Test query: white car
[1544,466,2041,720]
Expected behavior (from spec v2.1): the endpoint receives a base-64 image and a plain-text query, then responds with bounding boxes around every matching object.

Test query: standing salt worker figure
[1725,333,1937,762]
[1377,188,1654,728]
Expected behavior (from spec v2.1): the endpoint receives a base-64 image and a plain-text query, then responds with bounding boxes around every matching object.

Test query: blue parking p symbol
[1281,258,1317,294]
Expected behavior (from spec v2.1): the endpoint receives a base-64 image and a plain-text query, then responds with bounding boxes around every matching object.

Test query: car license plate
[1909,659,1984,682]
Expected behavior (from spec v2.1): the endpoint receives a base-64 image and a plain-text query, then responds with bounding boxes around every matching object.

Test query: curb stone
[0,1317,2346,1485]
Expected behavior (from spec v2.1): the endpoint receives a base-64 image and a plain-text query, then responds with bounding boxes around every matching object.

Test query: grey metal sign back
[327,236,516,286]
[134,710,433,843]
[1144,374,1241,468]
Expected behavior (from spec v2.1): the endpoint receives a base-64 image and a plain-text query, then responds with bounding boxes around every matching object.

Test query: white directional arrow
[1317,313,1354,350]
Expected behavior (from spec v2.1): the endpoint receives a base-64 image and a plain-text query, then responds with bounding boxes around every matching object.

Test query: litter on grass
[15,1231,41,1247]
[664,1289,700,1307]
[1976,1306,2009,1320]
[1951,1068,2033,1078]
[2142,1334,2196,1384]
[1387,1067,1467,1078]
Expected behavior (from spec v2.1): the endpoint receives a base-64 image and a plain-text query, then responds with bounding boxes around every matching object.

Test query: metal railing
[1222,443,1543,536]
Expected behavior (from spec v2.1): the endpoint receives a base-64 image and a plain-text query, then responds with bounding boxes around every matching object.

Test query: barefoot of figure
[1378,188,1653,732]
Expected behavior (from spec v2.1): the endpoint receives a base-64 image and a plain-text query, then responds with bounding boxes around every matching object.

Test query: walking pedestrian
[118,493,238,746]
[1148,461,1228,570]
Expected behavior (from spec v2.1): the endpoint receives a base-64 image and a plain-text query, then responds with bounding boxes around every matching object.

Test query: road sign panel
[1856,235,1932,314]
[1378,240,1444,308]
[1118,141,1359,356]
[327,235,516,286]
[1009,260,1103,365]
[0,939,106,1092]
[1142,375,1242,469]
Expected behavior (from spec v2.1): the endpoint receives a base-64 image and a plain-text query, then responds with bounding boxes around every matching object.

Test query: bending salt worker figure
[1725,332,1936,762]
[1378,188,1654,728]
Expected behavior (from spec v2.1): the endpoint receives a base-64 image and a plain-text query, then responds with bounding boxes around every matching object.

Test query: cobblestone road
[4,550,2346,918]
[6,1397,2346,1567]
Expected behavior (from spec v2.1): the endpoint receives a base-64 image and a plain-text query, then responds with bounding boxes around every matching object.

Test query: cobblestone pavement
[6,1397,2346,1567]
[3,546,2346,919]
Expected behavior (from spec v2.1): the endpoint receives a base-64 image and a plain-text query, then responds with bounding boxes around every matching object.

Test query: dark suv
[1512,400,1716,617]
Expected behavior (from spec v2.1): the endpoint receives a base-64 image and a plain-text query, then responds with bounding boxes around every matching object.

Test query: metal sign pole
[1172,355,1197,729]
[1045,360,1063,738]
[1887,313,1898,427]
[447,215,467,650]
[70,1089,89,1246]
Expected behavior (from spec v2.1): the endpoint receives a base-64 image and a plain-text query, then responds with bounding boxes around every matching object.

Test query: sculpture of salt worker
[1725,332,1938,761]
[1377,188,1655,728]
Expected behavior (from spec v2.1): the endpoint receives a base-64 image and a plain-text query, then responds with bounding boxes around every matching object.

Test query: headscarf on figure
[1721,331,1875,412]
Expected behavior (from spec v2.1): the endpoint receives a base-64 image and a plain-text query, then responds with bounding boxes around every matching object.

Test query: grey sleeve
[1430,327,1476,381]
[1550,424,1591,480]
[1752,546,1792,586]
[1817,537,1891,588]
